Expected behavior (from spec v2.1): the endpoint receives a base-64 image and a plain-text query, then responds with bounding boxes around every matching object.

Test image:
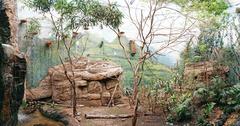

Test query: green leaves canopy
[171,0,228,16]
[26,0,123,29]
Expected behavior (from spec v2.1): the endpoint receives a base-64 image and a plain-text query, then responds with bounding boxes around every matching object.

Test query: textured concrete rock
[75,80,88,87]
[0,0,27,125]
[102,92,111,98]
[106,79,118,90]
[88,81,102,93]
[26,58,124,106]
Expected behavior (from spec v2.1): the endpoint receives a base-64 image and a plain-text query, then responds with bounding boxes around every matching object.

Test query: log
[85,114,133,119]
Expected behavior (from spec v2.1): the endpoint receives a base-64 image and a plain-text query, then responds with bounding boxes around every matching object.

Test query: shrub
[169,93,193,122]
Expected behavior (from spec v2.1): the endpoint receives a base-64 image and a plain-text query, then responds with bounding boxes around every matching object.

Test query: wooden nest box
[20,19,27,24]
[118,31,125,37]
[129,40,137,56]
[45,40,52,48]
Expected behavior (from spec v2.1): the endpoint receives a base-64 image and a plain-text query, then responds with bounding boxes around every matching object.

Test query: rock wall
[0,0,27,125]
[26,58,124,106]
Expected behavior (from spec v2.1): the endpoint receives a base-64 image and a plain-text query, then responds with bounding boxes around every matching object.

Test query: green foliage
[193,87,208,104]
[169,93,192,122]
[26,0,123,29]
[171,0,228,16]
[196,116,211,126]
[182,27,225,63]
[26,18,41,34]
[21,100,28,108]
[203,102,215,118]
[208,76,226,102]
[25,0,53,12]
[220,84,240,106]
[219,44,240,84]
[193,76,240,109]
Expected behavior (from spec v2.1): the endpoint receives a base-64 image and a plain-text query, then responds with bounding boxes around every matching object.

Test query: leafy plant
[220,84,240,106]
[20,100,28,108]
[26,0,123,30]
[196,115,211,126]
[193,87,209,105]
[27,18,40,34]
[169,93,193,122]
[203,102,215,118]
[172,0,228,16]
[208,76,226,102]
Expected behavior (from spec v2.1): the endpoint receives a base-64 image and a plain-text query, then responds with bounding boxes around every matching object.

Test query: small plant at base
[203,102,215,118]
[20,100,28,109]
[196,115,211,126]
[169,93,193,122]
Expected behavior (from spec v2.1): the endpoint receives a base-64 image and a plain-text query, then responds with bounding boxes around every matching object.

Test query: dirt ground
[58,103,166,126]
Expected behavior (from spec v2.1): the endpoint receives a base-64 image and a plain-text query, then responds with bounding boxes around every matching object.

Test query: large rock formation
[26,58,124,106]
[0,0,27,125]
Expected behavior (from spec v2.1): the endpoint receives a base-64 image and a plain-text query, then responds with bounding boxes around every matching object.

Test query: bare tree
[109,0,197,125]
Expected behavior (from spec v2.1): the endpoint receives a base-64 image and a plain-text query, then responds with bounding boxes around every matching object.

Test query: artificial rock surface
[0,0,27,125]
[26,58,124,106]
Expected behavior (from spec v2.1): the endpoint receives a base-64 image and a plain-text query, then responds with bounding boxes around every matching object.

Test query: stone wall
[26,58,124,106]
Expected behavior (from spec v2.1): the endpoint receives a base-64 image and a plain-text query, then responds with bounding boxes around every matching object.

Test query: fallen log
[85,114,133,119]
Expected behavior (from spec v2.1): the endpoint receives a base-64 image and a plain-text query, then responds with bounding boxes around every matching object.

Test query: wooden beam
[85,114,133,119]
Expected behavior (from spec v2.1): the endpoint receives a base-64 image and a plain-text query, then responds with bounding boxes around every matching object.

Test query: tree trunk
[0,0,27,125]
[132,98,138,126]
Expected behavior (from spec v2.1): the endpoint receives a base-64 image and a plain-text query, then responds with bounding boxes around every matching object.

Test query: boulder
[26,58,124,106]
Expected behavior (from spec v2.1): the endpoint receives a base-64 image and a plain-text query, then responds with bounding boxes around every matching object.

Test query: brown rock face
[26,58,124,106]
[76,80,88,87]
[0,0,27,125]
[106,79,119,90]
[88,81,102,93]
